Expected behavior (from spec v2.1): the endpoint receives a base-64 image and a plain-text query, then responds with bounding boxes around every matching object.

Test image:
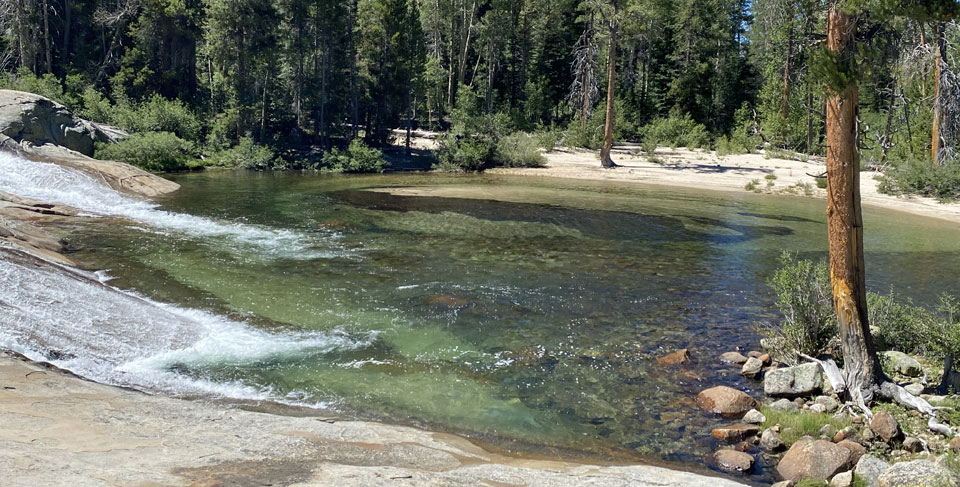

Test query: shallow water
[4,160,960,482]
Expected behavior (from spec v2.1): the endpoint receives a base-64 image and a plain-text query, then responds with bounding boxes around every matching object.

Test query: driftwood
[799,353,953,436]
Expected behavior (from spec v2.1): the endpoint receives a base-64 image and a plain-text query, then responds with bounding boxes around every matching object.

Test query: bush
[758,253,837,364]
[0,68,82,111]
[534,128,561,152]
[207,138,278,170]
[109,94,203,142]
[495,133,546,167]
[639,115,711,151]
[95,132,198,172]
[877,159,960,202]
[434,133,495,172]
[321,138,388,173]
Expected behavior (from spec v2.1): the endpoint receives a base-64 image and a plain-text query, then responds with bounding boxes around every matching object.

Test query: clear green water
[70,171,960,479]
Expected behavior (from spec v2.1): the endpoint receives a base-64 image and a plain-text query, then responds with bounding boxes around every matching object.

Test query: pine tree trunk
[932,22,946,165]
[42,0,52,73]
[781,25,793,120]
[600,13,618,169]
[62,0,71,68]
[825,4,883,406]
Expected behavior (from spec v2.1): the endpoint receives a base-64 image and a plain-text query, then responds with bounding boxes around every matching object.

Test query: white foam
[0,153,343,259]
[0,252,375,403]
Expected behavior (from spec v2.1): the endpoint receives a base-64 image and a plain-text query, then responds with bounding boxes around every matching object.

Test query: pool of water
[12,165,960,482]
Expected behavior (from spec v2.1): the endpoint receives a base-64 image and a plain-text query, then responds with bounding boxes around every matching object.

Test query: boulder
[830,471,854,487]
[759,353,772,365]
[776,439,852,481]
[810,403,827,414]
[877,460,959,487]
[769,398,799,412]
[747,350,763,358]
[771,482,793,487]
[711,424,759,442]
[881,351,923,377]
[833,426,859,443]
[742,409,766,425]
[0,89,115,156]
[657,348,691,366]
[696,386,758,417]
[815,395,840,413]
[713,449,754,473]
[760,428,784,451]
[719,351,748,364]
[741,357,763,378]
[855,455,890,487]
[764,362,823,398]
[836,440,866,465]
[902,436,924,453]
[949,437,960,452]
[870,411,901,442]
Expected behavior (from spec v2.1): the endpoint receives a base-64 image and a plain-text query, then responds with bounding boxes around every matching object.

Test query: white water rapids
[0,153,370,403]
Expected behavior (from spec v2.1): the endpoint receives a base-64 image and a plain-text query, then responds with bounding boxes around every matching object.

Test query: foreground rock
[870,411,902,442]
[764,362,823,398]
[0,353,749,487]
[697,386,758,417]
[776,439,851,481]
[877,460,959,487]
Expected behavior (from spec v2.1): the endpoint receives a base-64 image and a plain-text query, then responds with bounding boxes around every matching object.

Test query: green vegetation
[320,139,388,173]
[760,253,960,373]
[1,0,957,176]
[495,134,547,168]
[206,138,278,170]
[95,132,199,173]
[878,160,960,202]
[744,179,761,192]
[760,406,852,448]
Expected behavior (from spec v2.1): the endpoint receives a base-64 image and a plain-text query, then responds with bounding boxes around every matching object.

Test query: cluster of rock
[678,347,960,486]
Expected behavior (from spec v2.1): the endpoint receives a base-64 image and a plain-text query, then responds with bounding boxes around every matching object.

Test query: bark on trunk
[932,22,947,165]
[825,5,883,407]
[600,11,618,169]
[781,25,793,120]
[62,0,71,68]
[42,0,52,73]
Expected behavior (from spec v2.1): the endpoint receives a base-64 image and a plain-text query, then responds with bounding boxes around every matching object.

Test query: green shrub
[0,68,82,111]
[639,115,711,151]
[745,179,761,192]
[495,133,546,167]
[816,177,827,189]
[877,159,960,202]
[534,128,561,152]
[434,133,495,172]
[321,138,388,173]
[758,253,837,364]
[207,137,278,170]
[110,94,203,142]
[95,132,199,172]
[78,87,115,124]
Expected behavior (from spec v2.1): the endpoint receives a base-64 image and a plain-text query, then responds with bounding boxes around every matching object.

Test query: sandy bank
[484,147,960,225]
[0,353,747,487]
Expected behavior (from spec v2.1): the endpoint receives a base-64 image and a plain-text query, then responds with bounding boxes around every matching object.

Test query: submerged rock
[719,351,748,364]
[764,362,823,398]
[657,348,691,366]
[696,386,758,417]
[713,449,754,473]
[711,424,759,442]
[776,439,851,481]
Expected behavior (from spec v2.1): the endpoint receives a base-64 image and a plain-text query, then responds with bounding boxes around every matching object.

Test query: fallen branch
[879,381,953,437]
[799,353,846,394]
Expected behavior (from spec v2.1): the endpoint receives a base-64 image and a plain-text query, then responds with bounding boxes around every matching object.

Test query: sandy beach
[485,147,960,225]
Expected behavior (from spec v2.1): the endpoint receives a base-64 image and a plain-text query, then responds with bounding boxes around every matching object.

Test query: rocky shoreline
[686,347,960,486]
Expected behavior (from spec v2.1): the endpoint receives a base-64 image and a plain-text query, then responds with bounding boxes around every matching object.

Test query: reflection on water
[68,171,960,482]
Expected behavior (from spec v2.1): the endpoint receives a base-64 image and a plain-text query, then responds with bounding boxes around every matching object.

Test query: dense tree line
[0,0,957,169]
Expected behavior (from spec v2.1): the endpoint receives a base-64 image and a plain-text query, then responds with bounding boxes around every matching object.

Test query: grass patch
[795,480,827,487]
[765,174,778,180]
[745,179,761,192]
[816,177,827,189]
[760,407,852,447]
